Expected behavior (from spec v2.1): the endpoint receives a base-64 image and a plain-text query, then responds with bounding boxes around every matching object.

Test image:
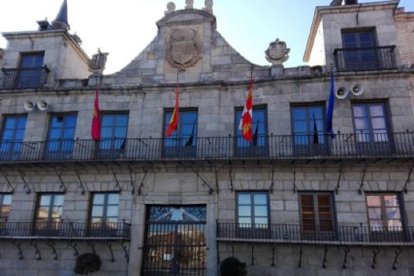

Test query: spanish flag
[166,83,180,137]
[91,89,101,141]
[239,78,254,141]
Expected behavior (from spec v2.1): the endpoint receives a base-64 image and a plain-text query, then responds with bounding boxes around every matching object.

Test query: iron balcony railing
[334,46,396,72]
[217,222,414,246]
[0,220,131,240]
[0,66,49,89]
[0,132,413,163]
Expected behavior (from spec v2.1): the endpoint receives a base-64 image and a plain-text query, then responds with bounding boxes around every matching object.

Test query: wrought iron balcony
[0,220,131,240]
[0,132,413,164]
[0,66,49,90]
[217,222,414,246]
[334,46,396,72]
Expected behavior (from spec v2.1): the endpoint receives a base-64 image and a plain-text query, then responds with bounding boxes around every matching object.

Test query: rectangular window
[237,192,270,238]
[0,115,27,160]
[299,192,335,240]
[16,52,45,89]
[163,109,197,158]
[34,193,64,235]
[352,102,392,153]
[0,194,12,223]
[366,193,405,242]
[45,114,77,160]
[235,106,267,157]
[291,104,328,155]
[341,29,378,71]
[98,113,129,158]
[89,193,120,236]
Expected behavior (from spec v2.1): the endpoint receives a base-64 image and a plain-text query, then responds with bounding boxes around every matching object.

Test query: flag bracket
[17,168,31,194]
[403,166,413,194]
[0,170,15,193]
[358,164,368,195]
[54,168,67,193]
[111,167,122,192]
[137,169,148,196]
[335,166,343,195]
[74,169,86,195]
[194,170,214,194]
[392,247,402,270]
[342,246,350,269]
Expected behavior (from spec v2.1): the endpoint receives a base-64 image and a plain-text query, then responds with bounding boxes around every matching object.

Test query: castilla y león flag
[91,89,101,141]
[239,78,254,141]
[166,83,180,137]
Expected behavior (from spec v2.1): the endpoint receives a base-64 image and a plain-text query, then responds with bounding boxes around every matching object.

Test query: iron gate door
[142,205,207,276]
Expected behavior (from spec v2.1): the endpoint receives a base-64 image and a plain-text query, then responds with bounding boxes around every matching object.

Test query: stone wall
[395,8,414,66]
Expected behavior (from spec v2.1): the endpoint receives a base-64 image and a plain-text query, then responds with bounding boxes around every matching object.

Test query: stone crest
[166,28,201,69]
[265,38,290,65]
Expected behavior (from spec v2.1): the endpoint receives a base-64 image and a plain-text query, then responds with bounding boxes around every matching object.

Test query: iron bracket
[107,243,115,262]
[12,241,23,260]
[322,245,328,269]
[68,241,79,256]
[228,166,234,192]
[121,242,129,263]
[403,166,412,194]
[30,241,41,260]
[251,245,255,266]
[270,165,275,194]
[128,165,136,195]
[74,169,86,195]
[392,247,402,270]
[342,246,350,269]
[18,168,31,194]
[293,167,297,193]
[298,245,303,268]
[54,168,67,193]
[358,165,368,194]
[194,170,214,194]
[271,245,276,267]
[137,169,148,196]
[87,241,96,254]
[47,242,58,260]
[371,247,380,269]
[0,170,15,193]
[111,167,122,192]
[335,166,343,195]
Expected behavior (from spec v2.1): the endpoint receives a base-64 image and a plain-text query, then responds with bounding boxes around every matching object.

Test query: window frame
[97,112,129,158]
[16,51,45,89]
[162,108,198,158]
[351,101,393,154]
[290,103,329,155]
[33,193,65,235]
[365,192,405,231]
[45,113,78,160]
[0,114,27,160]
[0,193,12,222]
[88,192,120,236]
[298,192,336,239]
[236,191,270,238]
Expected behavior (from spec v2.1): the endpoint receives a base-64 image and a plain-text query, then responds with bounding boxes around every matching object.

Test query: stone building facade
[0,0,414,276]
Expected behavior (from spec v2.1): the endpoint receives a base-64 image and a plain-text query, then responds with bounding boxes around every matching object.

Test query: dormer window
[16,52,45,89]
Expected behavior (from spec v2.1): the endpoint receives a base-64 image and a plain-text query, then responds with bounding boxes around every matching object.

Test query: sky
[0,0,413,74]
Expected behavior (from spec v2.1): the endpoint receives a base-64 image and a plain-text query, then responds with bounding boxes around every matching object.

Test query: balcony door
[0,115,27,160]
[291,104,329,156]
[45,114,77,160]
[34,193,64,236]
[342,29,378,71]
[16,52,45,89]
[98,113,128,159]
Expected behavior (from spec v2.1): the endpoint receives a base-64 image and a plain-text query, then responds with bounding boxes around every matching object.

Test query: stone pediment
[109,8,256,86]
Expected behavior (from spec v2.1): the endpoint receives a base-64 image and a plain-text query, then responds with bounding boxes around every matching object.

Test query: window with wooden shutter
[300,192,335,239]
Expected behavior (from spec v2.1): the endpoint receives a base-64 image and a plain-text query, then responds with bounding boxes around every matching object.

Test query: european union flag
[326,72,335,139]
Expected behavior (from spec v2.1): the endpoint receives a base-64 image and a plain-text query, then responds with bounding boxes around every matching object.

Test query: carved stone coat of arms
[166,28,201,69]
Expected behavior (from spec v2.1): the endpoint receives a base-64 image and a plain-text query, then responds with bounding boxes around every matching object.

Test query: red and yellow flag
[239,79,254,141]
[91,89,101,141]
[166,83,180,137]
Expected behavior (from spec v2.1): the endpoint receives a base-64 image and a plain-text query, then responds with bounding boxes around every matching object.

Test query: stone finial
[165,2,176,15]
[203,0,213,13]
[89,48,109,75]
[265,38,290,66]
[185,0,194,9]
